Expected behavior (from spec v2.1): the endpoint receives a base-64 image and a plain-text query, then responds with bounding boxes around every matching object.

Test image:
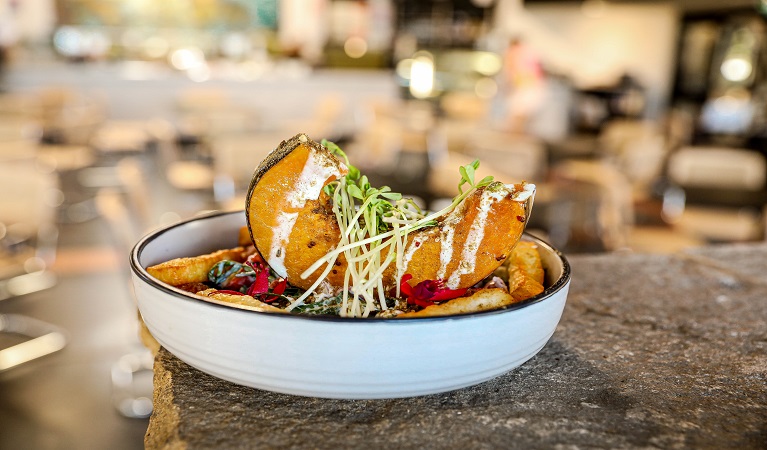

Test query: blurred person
[0,0,19,91]
[501,37,545,133]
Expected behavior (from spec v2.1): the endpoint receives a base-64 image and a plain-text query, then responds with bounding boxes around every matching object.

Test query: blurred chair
[0,160,65,372]
[0,92,41,119]
[174,87,238,153]
[0,118,41,163]
[209,131,286,207]
[665,146,766,242]
[37,87,106,146]
[427,150,517,205]
[348,99,433,175]
[598,119,669,197]
[427,125,547,210]
[348,112,403,173]
[461,128,548,183]
[205,107,262,137]
[546,160,635,252]
[281,93,346,142]
[440,91,489,123]
[37,144,95,172]
[90,120,152,159]
[176,87,231,114]
[165,160,215,191]
[667,146,765,192]
[0,161,59,296]
[94,162,157,419]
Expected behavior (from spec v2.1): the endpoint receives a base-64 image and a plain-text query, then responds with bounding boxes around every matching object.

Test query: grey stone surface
[146,244,767,449]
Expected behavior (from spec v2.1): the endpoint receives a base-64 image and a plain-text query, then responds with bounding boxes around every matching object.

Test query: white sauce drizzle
[267,148,344,277]
[511,183,536,202]
[446,187,507,289]
[437,213,461,280]
[401,235,426,275]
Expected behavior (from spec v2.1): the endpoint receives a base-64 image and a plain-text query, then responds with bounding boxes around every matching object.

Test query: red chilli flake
[264,278,287,302]
[244,261,287,303]
[248,266,270,296]
[399,274,468,308]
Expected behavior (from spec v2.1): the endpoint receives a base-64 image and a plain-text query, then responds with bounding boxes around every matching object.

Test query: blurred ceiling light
[344,37,368,59]
[396,58,413,80]
[220,33,251,59]
[581,0,606,19]
[410,52,435,99]
[473,52,502,76]
[142,36,169,59]
[53,26,110,58]
[475,77,498,99]
[170,47,205,71]
[721,56,752,82]
[53,26,86,57]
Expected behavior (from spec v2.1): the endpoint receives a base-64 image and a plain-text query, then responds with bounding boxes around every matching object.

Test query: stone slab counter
[145,243,767,449]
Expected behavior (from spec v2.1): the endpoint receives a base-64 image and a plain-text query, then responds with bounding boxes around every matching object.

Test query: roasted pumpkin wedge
[246,133,349,290]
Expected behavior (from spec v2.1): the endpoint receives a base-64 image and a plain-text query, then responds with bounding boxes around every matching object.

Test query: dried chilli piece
[398,274,468,308]
[245,259,287,303]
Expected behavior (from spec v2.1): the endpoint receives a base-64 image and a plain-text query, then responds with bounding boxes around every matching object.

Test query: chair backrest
[176,87,230,113]
[465,128,547,182]
[549,160,635,251]
[0,118,41,163]
[0,160,60,268]
[599,119,668,190]
[667,146,766,191]
[210,131,286,191]
[0,161,58,230]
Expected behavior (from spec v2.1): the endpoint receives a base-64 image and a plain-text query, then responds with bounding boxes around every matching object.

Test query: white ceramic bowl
[131,210,570,399]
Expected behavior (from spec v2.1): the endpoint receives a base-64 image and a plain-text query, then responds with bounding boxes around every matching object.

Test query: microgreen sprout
[457,159,495,198]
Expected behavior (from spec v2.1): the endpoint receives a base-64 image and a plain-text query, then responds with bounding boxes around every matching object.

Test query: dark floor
[0,152,191,449]
[0,224,150,449]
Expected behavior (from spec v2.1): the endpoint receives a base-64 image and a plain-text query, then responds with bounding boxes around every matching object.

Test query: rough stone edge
[679,244,767,286]
[145,349,186,450]
[139,312,161,356]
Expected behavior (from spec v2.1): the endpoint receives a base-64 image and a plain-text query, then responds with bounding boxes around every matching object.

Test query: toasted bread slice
[510,241,545,285]
[195,288,285,313]
[147,246,252,286]
[398,288,516,318]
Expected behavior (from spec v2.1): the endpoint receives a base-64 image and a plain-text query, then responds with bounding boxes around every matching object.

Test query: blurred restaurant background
[1,0,767,448]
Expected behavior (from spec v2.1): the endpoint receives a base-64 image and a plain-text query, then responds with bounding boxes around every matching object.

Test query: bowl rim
[130,210,571,323]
